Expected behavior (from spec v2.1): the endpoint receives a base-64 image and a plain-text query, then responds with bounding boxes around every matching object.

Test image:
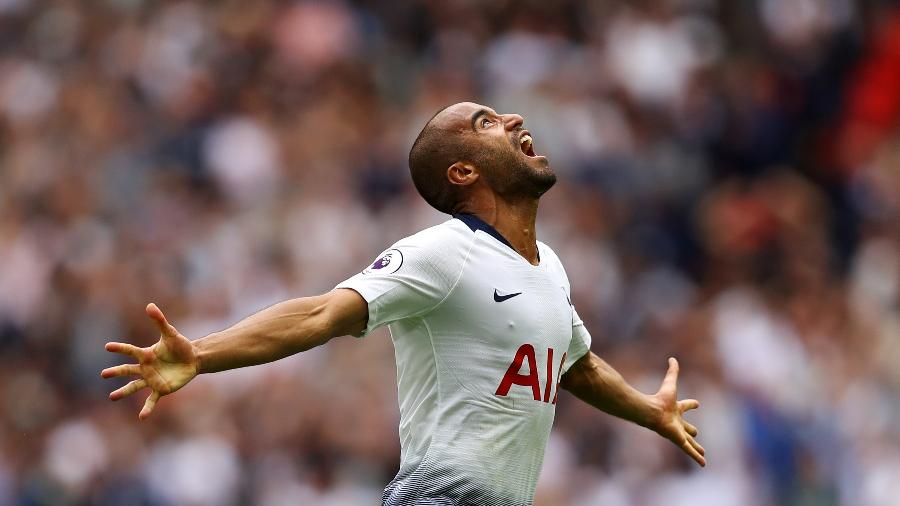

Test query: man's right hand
[101,303,199,420]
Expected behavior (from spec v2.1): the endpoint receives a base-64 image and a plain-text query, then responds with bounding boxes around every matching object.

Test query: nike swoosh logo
[493,289,522,302]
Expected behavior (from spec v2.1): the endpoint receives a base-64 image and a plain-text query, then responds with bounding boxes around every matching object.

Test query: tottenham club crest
[363,248,403,275]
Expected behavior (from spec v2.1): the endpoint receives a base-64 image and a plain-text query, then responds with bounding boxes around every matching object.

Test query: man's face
[436,102,557,199]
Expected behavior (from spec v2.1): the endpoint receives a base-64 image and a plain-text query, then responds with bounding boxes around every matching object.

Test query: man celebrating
[103,102,705,506]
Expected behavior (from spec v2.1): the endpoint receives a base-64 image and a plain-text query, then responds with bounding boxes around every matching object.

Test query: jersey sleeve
[335,229,468,336]
[563,307,592,373]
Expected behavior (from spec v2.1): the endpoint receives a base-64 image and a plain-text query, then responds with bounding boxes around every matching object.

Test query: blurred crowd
[1,0,899,505]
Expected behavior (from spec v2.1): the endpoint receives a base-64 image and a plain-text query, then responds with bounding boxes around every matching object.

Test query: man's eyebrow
[470,108,490,132]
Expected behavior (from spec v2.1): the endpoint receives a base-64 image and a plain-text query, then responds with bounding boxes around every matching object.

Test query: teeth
[520,135,533,155]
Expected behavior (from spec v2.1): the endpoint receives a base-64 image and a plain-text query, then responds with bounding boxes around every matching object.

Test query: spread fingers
[682,438,706,467]
[109,379,147,401]
[105,342,143,359]
[101,364,141,379]
[139,391,160,420]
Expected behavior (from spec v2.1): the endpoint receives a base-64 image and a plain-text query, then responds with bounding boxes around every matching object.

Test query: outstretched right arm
[193,289,368,373]
[101,288,368,419]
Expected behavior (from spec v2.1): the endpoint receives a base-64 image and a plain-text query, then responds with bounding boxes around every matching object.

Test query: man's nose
[502,113,524,131]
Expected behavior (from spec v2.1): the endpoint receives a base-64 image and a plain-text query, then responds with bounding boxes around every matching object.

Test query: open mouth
[519,131,537,157]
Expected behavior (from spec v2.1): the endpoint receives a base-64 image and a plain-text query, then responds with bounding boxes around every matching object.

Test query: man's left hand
[649,357,706,467]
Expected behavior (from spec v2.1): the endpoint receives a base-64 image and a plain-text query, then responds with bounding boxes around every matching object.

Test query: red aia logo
[495,344,567,404]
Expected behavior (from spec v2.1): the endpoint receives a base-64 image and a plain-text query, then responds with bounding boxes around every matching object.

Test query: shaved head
[408,105,471,213]
[408,102,555,214]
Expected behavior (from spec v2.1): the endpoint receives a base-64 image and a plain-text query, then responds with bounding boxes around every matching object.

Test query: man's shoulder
[379,218,476,278]
[536,240,563,266]
[394,217,474,251]
[537,240,570,285]
[345,219,473,294]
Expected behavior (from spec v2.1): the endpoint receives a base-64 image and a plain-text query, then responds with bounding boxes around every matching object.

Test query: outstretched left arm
[560,352,706,467]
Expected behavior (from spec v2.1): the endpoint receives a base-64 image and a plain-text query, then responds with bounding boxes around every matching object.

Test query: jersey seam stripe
[422,223,478,316]
[394,226,475,503]
[411,315,440,504]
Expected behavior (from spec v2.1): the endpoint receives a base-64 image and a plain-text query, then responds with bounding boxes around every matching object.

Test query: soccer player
[102,102,705,505]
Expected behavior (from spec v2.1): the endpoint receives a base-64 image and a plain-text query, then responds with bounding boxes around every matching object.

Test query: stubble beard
[485,145,557,201]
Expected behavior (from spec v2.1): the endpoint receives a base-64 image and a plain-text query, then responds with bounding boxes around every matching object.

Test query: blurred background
[1,0,899,504]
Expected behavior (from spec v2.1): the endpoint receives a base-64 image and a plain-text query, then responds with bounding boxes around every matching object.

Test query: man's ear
[448,162,479,187]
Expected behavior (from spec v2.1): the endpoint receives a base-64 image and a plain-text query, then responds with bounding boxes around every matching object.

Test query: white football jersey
[335,214,592,506]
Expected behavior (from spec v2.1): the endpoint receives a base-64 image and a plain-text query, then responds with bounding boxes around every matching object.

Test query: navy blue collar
[453,213,541,263]
[452,213,515,251]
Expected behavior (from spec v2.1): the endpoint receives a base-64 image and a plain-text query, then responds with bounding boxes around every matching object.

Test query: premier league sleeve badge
[362,248,404,275]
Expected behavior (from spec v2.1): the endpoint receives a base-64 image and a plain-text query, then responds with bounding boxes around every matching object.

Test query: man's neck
[460,198,540,265]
